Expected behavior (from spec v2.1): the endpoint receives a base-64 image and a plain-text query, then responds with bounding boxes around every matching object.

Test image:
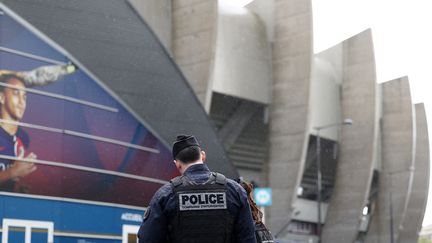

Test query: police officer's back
[137,135,256,243]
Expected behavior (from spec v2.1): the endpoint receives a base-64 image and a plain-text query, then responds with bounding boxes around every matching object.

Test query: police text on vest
[178,192,227,211]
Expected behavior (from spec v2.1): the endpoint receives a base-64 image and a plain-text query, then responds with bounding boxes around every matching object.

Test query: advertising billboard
[0,5,178,242]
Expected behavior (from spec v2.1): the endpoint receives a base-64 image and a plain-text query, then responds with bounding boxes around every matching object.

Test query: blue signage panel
[254,188,272,206]
[0,194,144,242]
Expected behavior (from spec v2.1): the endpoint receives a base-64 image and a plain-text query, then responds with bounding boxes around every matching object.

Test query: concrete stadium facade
[130,0,430,242]
[399,103,430,242]
[321,29,379,243]
[2,0,427,242]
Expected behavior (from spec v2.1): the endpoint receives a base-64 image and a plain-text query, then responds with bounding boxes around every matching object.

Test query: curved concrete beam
[210,2,272,105]
[268,0,313,233]
[398,103,430,242]
[172,0,218,108]
[128,0,172,51]
[322,29,378,243]
[365,77,415,243]
[311,48,343,141]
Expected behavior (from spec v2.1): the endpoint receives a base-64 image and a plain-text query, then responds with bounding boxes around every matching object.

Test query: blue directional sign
[254,188,272,206]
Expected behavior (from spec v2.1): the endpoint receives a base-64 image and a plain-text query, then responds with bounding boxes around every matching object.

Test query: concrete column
[128,0,172,51]
[268,0,313,233]
[365,77,415,243]
[211,2,272,105]
[172,0,218,106]
[398,103,429,243]
[322,29,378,243]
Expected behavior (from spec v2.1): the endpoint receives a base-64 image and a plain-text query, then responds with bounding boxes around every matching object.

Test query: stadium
[0,0,428,242]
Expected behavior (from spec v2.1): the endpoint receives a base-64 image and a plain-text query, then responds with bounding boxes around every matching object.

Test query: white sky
[311,0,432,226]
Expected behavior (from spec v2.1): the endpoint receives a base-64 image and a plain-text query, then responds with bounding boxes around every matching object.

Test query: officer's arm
[137,185,171,243]
[233,186,257,243]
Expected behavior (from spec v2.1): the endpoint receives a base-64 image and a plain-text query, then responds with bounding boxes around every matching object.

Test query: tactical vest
[255,222,274,243]
[168,173,234,243]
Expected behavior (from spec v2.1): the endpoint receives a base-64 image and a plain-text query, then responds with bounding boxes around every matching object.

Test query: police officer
[138,135,256,243]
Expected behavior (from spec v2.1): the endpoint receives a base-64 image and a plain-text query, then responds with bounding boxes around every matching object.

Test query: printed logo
[14,137,25,158]
[179,192,227,211]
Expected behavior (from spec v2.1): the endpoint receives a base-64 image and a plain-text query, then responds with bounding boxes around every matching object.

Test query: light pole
[314,118,353,242]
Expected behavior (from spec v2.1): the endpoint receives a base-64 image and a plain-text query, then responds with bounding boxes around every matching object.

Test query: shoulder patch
[178,192,227,211]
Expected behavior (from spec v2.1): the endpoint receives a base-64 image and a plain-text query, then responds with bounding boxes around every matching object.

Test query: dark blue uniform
[138,163,256,243]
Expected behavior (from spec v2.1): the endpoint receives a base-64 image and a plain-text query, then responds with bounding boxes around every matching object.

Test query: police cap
[172,135,200,159]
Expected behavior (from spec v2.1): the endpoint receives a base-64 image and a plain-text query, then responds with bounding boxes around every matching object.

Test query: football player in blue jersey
[0,64,76,191]
[0,73,37,191]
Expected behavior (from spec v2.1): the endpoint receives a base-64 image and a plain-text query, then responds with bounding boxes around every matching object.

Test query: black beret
[172,135,200,159]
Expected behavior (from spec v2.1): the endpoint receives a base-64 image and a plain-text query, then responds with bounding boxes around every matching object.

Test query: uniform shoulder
[209,172,244,192]
[226,178,240,186]
[152,183,174,200]
[226,178,247,193]
[225,177,241,186]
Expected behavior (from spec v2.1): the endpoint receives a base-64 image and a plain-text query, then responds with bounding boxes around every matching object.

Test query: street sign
[254,188,272,206]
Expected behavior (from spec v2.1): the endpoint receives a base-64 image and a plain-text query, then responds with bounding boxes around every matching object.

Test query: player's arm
[0,167,15,183]
[19,64,77,87]
[0,153,37,183]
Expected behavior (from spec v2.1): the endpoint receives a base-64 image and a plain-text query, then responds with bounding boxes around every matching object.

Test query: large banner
[0,9,177,208]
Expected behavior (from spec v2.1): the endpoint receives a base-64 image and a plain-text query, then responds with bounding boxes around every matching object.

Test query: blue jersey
[138,163,256,243]
[0,126,29,191]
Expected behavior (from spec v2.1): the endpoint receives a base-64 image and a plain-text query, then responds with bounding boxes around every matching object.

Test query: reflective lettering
[190,195,197,204]
[217,194,224,204]
[179,192,227,211]
[181,195,189,204]
[198,194,207,204]
[209,194,217,204]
